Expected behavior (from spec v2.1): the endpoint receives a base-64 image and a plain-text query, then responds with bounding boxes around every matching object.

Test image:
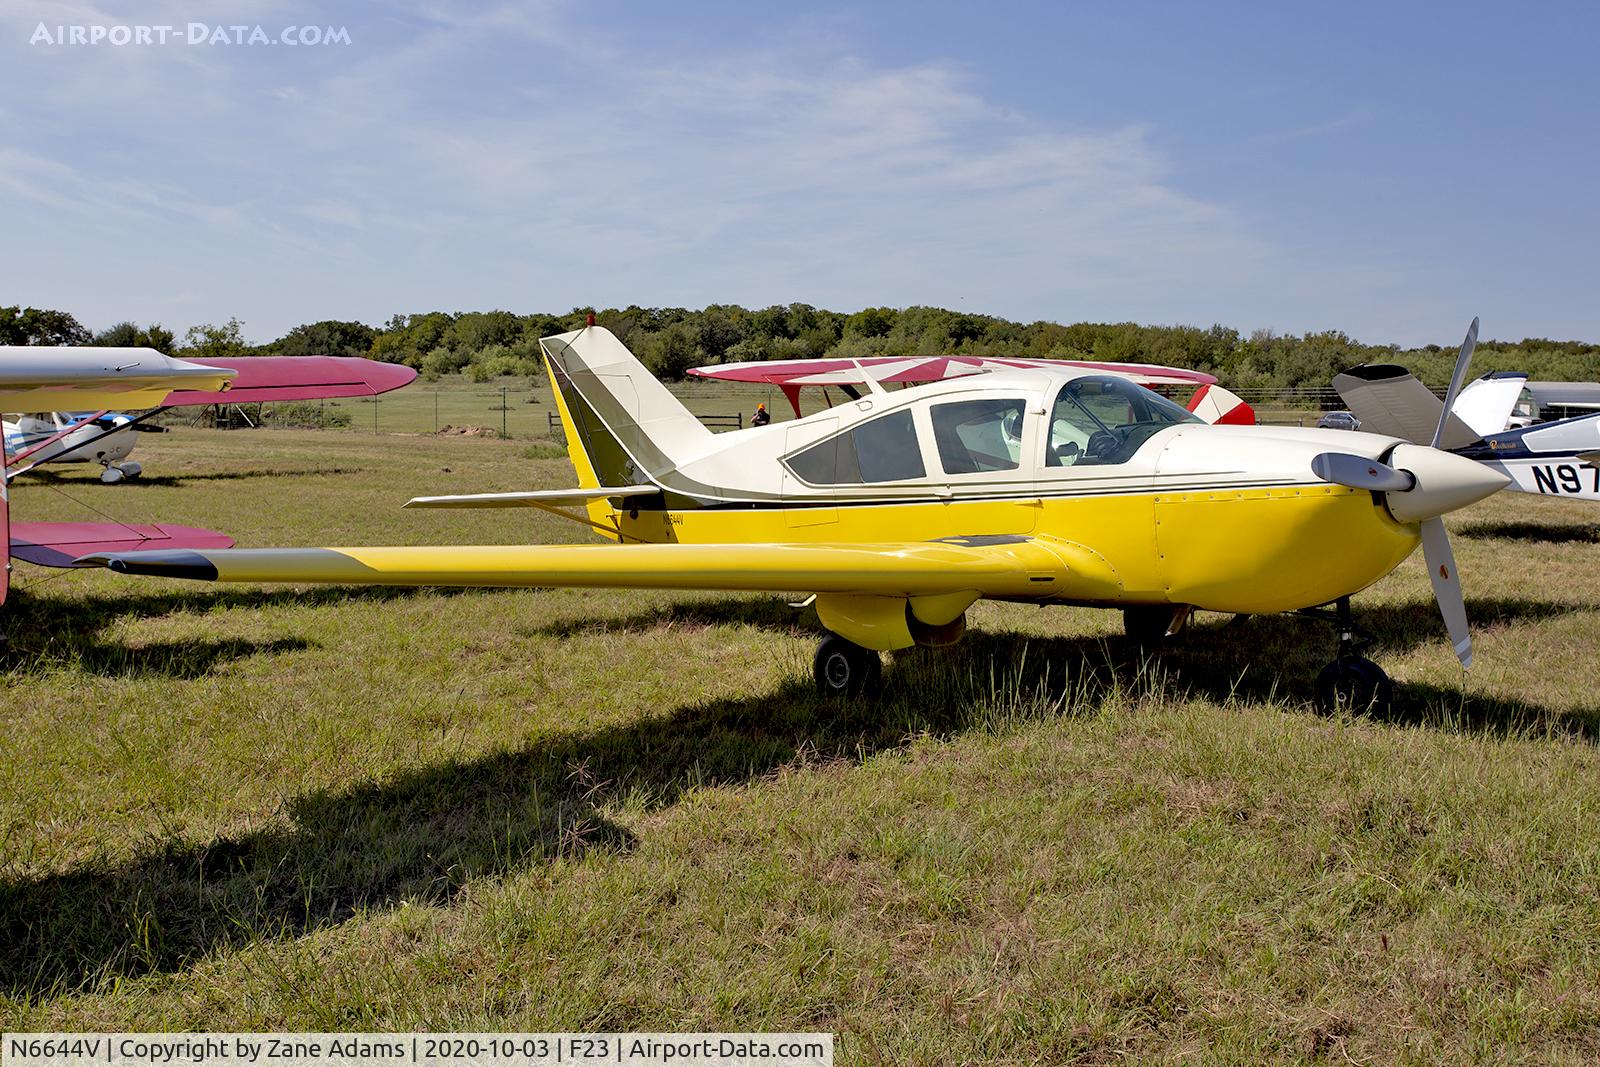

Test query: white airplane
[1334,341,1600,502]
[82,320,1507,712]
[3,411,145,482]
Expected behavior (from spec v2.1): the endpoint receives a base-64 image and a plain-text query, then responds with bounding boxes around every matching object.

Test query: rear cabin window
[931,398,1027,474]
[786,409,925,484]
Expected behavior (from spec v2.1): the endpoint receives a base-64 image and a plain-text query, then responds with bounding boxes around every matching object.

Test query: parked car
[1317,410,1361,431]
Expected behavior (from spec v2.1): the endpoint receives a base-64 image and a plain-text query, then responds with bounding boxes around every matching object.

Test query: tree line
[6,303,1600,398]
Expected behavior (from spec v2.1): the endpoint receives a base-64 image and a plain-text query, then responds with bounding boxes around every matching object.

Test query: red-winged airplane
[687,354,1256,425]
[0,346,415,635]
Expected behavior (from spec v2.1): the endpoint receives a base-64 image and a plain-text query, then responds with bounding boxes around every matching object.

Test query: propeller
[1313,318,1486,669]
[1419,318,1479,667]
[1420,516,1471,667]
[1310,452,1414,492]
[1431,317,1479,449]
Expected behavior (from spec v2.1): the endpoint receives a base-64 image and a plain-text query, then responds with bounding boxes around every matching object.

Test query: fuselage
[559,366,1427,615]
[2,413,137,467]
[1459,411,1600,502]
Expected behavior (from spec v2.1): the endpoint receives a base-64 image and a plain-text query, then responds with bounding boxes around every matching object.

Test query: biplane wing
[0,347,240,605]
[0,347,236,410]
[165,355,417,405]
[10,522,233,568]
[688,354,1253,424]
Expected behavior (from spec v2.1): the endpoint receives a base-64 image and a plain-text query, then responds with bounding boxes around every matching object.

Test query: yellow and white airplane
[82,322,1507,711]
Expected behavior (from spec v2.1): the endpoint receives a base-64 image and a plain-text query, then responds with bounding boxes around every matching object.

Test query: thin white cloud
[1,0,1286,339]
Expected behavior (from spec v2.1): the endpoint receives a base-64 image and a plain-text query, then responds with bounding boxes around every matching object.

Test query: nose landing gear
[99,461,142,484]
[1301,596,1393,714]
[813,634,882,698]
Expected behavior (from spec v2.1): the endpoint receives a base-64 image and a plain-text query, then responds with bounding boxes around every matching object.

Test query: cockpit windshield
[1046,375,1200,467]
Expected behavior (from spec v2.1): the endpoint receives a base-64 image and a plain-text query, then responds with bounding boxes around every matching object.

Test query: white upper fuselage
[3,412,137,467]
[655,367,1404,505]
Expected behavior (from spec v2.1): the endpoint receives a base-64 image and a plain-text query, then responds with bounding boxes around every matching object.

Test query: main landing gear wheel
[1301,595,1394,715]
[814,634,882,698]
[1315,657,1393,714]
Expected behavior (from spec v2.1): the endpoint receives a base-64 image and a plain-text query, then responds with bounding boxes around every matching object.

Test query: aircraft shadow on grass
[0,585,476,679]
[4,594,1597,998]
[15,466,363,488]
[1456,519,1600,544]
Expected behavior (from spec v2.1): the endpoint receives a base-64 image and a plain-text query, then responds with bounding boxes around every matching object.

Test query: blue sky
[1,1,1596,346]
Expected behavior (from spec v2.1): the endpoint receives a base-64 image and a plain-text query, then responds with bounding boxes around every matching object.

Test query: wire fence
[154,382,1355,438]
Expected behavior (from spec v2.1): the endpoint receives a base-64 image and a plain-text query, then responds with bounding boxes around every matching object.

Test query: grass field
[3,425,1600,1063]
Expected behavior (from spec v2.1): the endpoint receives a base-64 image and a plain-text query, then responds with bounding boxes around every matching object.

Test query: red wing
[10,522,234,568]
[687,355,1216,387]
[161,355,417,406]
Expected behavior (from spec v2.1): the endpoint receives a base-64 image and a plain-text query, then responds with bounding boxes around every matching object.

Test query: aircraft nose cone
[1384,443,1510,522]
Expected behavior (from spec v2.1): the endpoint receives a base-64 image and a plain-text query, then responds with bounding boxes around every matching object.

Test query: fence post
[434,392,439,434]
[373,397,379,434]
[501,387,508,439]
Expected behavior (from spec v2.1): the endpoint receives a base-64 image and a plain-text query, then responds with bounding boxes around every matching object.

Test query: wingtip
[73,549,220,580]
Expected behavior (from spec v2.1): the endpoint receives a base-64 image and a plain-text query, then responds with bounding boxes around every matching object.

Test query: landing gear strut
[1123,604,1190,647]
[1301,596,1393,714]
[813,634,882,698]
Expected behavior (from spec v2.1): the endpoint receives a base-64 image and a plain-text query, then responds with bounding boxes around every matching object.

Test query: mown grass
[3,426,1600,1063]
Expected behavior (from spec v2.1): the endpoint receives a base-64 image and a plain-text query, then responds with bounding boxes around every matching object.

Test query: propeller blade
[1311,452,1415,492]
[1431,317,1479,449]
[1421,516,1471,668]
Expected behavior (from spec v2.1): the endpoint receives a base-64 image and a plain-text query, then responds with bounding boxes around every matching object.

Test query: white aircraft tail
[540,325,715,491]
[1450,372,1527,437]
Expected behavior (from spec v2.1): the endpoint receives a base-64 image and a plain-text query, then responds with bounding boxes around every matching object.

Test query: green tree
[179,318,249,359]
[0,306,92,345]
[93,321,177,353]
[270,319,376,357]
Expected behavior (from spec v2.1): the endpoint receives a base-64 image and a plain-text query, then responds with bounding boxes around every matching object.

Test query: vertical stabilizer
[1451,372,1527,437]
[540,326,713,487]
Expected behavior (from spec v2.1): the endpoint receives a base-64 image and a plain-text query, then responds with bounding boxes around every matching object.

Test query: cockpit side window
[785,408,925,485]
[1047,376,1200,467]
[931,398,1027,475]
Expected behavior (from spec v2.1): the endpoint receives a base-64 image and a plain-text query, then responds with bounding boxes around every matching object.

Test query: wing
[1332,365,1482,449]
[0,347,235,409]
[162,355,417,406]
[76,535,1118,601]
[11,522,233,568]
[689,355,1215,389]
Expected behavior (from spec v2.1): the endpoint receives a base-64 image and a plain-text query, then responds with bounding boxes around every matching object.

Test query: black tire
[1122,605,1172,647]
[814,634,882,698]
[1314,656,1393,715]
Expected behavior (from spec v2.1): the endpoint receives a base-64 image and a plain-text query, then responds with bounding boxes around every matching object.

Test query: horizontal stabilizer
[11,521,233,568]
[165,355,417,406]
[76,536,1108,600]
[404,485,660,510]
[1332,365,1481,449]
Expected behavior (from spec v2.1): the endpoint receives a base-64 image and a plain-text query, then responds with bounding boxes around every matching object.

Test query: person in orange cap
[750,402,771,427]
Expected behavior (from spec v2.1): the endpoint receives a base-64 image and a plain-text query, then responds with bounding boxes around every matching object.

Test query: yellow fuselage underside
[601,483,1419,615]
